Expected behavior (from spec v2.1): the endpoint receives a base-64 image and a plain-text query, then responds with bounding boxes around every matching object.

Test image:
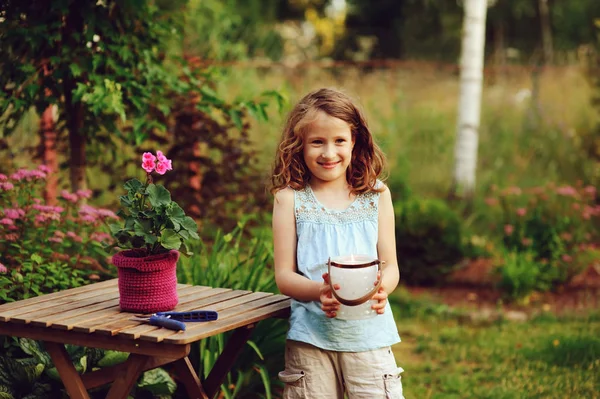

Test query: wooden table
[0,279,290,399]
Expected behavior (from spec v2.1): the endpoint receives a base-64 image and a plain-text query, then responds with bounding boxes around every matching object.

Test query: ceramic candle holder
[328,254,381,320]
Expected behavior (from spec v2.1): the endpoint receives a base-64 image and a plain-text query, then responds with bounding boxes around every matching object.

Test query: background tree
[450,0,489,200]
[0,0,238,192]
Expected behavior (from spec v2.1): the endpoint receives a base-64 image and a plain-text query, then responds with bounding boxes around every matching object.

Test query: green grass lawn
[390,291,600,399]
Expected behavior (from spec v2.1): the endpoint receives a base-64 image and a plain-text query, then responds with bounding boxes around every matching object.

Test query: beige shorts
[278,340,404,399]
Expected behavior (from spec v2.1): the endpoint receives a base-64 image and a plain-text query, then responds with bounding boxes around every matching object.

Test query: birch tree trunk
[451,0,488,199]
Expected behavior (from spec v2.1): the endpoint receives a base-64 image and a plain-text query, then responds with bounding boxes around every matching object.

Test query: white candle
[331,254,374,265]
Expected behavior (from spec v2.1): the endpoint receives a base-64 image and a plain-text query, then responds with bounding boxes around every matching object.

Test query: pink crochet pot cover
[112,249,179,313]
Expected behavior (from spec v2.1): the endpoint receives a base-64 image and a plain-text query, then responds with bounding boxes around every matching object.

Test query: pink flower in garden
[49,237,63,243]
[583,185,596,198]
[156,151,167,163]
[0,263,6,273]
[79,205,118,222]
[560,232,572,242]
[143,152,157,162]
[484,197,498,206]
[37,164,52,174]
[90,232,112,243]
[66,231,83,243]
[561,254,572,263]
[142,150,172,175]
[516,208,527,217]
[521,238,532,246]
[529,186,545,195]
[97,208,118,219]
[61,190,78,203]
[10,168,46,181]
[504,186,522,196]
[142,152,157,173]
[0,174,7,181]
[3,208,24,220]
[572,203,580,211]
[0,218,14,226]
[556,185,578,198]
[0,182,14,191]
[80,214,97,223]
[76,189,92,199]
[155,161,170,175]
[33,204,64,213]
[504,224,514,235]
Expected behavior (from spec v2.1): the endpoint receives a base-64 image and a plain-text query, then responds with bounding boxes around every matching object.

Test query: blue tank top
[287,183,401,352]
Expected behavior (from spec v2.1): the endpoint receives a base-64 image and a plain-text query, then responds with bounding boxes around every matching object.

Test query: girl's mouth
[318,161,340,169]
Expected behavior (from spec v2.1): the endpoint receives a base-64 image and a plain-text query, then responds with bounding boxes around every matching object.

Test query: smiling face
[302,110,354,187]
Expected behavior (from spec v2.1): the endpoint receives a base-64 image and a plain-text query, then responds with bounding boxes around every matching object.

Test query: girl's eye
[312,140,323,145]
[336,139,346,144]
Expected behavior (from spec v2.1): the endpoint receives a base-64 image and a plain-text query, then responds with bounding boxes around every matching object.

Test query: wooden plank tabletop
[0,279,290,346]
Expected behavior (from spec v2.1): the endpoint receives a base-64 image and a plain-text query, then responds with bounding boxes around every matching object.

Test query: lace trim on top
[295,185,379,225]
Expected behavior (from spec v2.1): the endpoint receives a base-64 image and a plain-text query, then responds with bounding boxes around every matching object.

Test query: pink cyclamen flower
[0,174,7,181]
[0,263,7,273]
[504,224,514,235]
[516,208,527,217]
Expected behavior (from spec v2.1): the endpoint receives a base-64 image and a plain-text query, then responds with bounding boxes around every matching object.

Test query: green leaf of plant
[124,178,144,193]
[228,109,243,129]
[137,368,177,395]
[160,229,181,250]
[97,351,129,368]
[69,63,82,77]
[181,217,198,235]
[147,184,171,208]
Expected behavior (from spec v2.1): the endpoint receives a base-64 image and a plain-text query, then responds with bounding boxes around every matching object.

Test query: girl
[271,88,404,398]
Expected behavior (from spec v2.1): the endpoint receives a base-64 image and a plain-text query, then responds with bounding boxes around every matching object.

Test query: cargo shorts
[278,340,404,399]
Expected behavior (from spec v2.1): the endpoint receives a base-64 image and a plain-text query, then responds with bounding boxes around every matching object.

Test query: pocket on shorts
[278,369,306,399]
[383,367,404,399]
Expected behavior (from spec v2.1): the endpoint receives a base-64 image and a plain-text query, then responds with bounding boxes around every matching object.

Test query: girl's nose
[322,145,335,159]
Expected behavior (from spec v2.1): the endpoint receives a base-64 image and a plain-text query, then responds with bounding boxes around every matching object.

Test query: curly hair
[270,88,386,195]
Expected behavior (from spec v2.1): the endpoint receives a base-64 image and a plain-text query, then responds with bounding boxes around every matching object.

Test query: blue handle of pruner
[148,315,186,331]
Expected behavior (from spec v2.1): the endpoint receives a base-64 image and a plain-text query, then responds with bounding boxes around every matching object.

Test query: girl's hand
[371,272,388,314]
[320,272,340,318]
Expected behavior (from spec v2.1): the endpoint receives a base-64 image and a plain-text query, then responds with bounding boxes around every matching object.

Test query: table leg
[172,357,209,399]
[44,341,91,399]
[203,324,256,399]
[105,353,148,399]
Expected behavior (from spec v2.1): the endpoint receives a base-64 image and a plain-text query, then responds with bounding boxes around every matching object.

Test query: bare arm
[272,188,323,302]
[371,185,400,313]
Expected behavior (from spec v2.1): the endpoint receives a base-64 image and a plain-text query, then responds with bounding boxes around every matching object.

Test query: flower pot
[112,249,179,313]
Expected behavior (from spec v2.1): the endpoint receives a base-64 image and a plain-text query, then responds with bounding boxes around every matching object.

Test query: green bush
[486,183,598,288]
[394,198,464,285]
[495,250,556,302]
[0,166,117,303]
[0,337,172,398]
[177,223,286,398]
